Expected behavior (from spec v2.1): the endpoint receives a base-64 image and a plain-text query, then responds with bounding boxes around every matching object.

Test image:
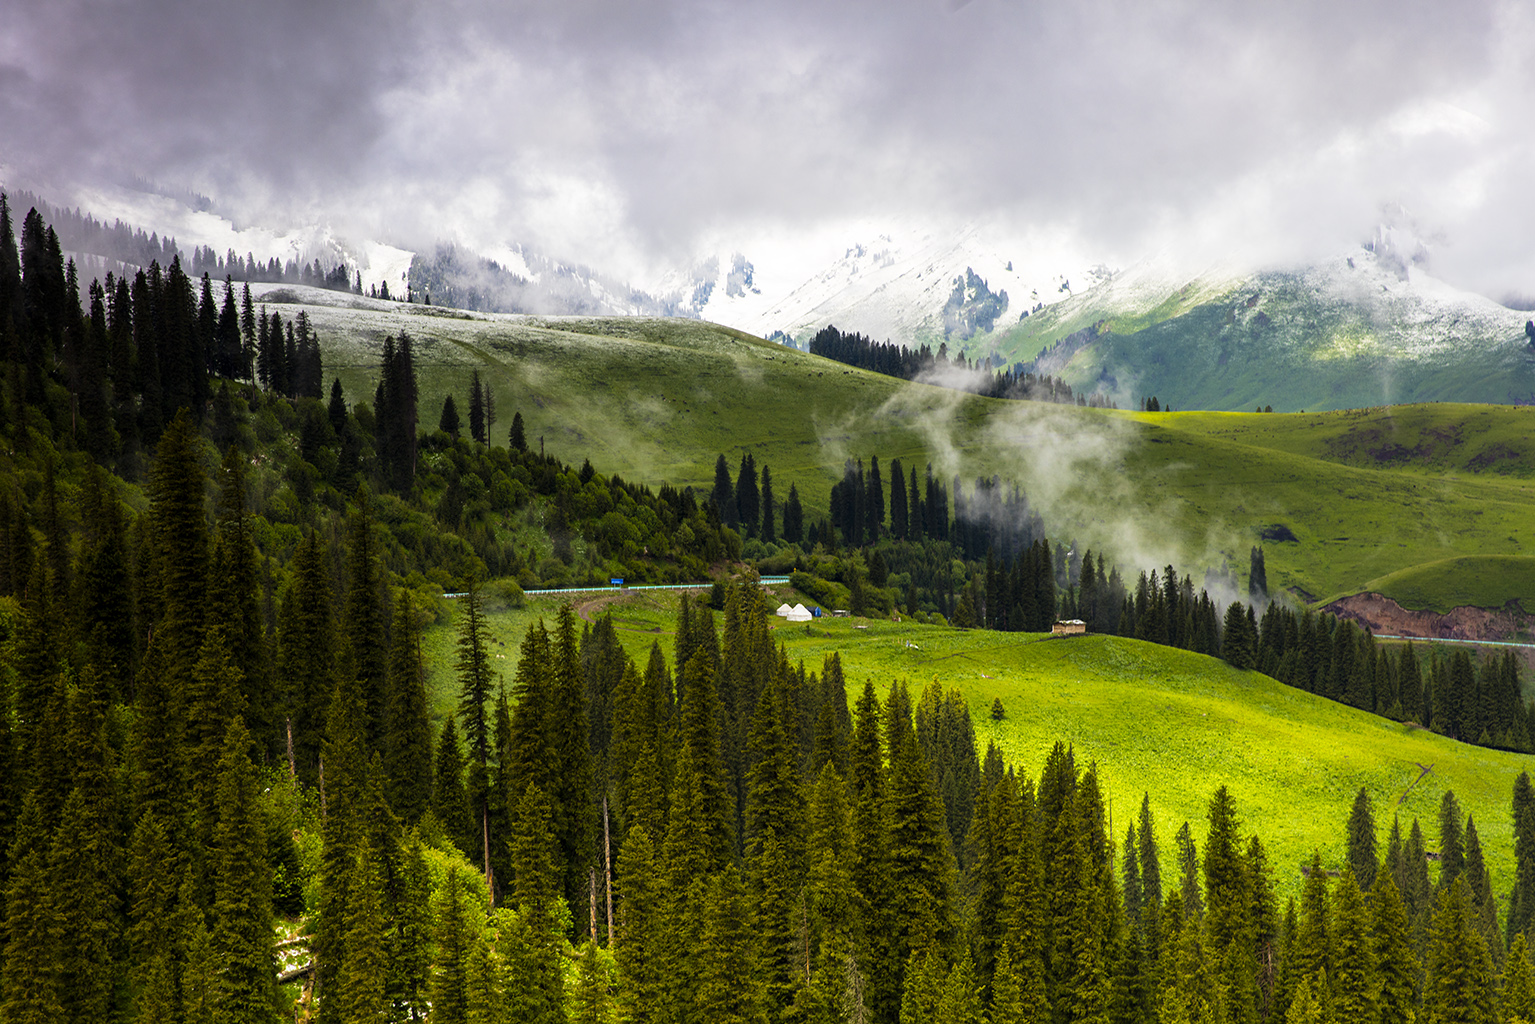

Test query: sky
[3,0,1533,300]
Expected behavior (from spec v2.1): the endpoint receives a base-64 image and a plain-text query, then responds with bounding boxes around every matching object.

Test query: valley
[253,283,1535,622]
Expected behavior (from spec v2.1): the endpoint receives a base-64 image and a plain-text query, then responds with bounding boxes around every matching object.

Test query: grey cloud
[2,0,1529,294]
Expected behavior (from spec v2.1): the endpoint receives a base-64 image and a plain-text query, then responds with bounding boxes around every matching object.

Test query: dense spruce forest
[5,190,1535,1023]
[807,325,1118,408]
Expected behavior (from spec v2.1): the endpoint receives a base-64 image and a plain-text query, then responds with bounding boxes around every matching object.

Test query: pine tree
[434,718,475,859]
[760,465,776,543]
[616,825,664,1024]
[851,679,898,1022]
[210,716,279,1023]
[343,487,388,745]
[1424,877,1494,1024]
[313,666,370,1024]
[457,578,495,877]
[1439,790,1466,894]
[1371,870,1419,1024]
[1346,787,1378,891]
[49,674,121,1019]
[694,865,760,1024]
[509,782,558,920]
[784,483,804,543]
[148,408,211,686]
[187,625,249,861]
[280,530,334,786]
[676,646,732,870]
[1293,851,1331,988]
[431,868,479,1024]
[938,950,986,1024]
[510,410,527,452]
[468,369,486,443]
[1331,866,1376,1024]
[1463,815,1501,964]
[746,671,808,1015]
[333,837,388,1023]
[1512,771,1535,947]
[571,940,616,1024]
[736,453,760,537]
[1505,932,1535,1024]
[900,944,946,1024]
[2,794,63,1024]
[383,591,433,824]
[887,729,957,984]
[549,604,596,923]
[391,837,433,1019]
[1248,545,1268,603]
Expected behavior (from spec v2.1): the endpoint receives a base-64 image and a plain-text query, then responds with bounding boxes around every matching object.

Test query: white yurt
[786,603,813,622]
[776,603,793,617]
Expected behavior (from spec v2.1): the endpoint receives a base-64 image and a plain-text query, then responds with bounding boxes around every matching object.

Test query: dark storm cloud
[2,0,410,203]
[3,0,1529,289]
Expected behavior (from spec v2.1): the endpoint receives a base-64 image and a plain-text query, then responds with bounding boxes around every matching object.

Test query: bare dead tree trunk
[590,868,598,942]
[483,807,493,906]
[286,717,296,779]
[318,756,326,818]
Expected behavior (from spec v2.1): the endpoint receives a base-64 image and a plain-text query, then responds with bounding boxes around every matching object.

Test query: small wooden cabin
[1052,619,1087,636]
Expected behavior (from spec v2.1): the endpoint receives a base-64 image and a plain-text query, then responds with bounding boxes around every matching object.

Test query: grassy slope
[273,285,1535,609]
[429,589,1535,905]
[1356,558,1535,616]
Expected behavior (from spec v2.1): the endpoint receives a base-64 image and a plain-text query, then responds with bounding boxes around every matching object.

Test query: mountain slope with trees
[6,190,1535,1023]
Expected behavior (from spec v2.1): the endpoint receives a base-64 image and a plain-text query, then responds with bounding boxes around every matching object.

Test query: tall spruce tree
[1513,771,1535,948]
[148,408,210,691]
[456,578,495,879]
[382,592,433,824]
[1345,787,1378,891]
[1439,790,1466,894]
[210,445,273,755]
[468,369,486,443]
[210,716,279,1023]
[3,794,63,1024]
[343,488,388,745]
[549,605,596,926]
[1424,877,1494,1024]
[433,718,475,859]
[280,531,334,785]
[736,453,760,537]
[615,825,664,1024]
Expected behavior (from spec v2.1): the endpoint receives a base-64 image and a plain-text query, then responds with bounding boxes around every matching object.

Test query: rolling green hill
[1356,557,1535,616]
[270,284,1535,613]
[428,587,1535,906]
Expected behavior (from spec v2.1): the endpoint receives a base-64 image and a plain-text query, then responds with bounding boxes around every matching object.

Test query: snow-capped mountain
[683,223,1104,348]
[997,239,1535,411]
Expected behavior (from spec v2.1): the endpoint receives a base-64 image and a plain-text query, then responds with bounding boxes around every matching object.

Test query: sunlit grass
[428,592,1535,906]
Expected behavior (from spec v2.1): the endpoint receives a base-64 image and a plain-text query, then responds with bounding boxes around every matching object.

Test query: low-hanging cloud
[859,379,1251,580]
[3,0,1532,296]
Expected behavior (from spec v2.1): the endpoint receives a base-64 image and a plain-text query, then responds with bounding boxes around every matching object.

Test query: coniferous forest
[5,191,1535,1023]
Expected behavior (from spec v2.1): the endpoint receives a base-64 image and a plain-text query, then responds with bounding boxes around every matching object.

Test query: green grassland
[273,285,1535,611]
[1164,404,1535,479]
[1355,557,1535,616]
[426,588,1535,906]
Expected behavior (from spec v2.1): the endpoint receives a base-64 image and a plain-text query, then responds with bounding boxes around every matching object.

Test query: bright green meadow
[423,588,1535,907]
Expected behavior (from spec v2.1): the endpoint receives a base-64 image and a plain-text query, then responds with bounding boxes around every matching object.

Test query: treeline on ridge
[808,324,1119,407]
